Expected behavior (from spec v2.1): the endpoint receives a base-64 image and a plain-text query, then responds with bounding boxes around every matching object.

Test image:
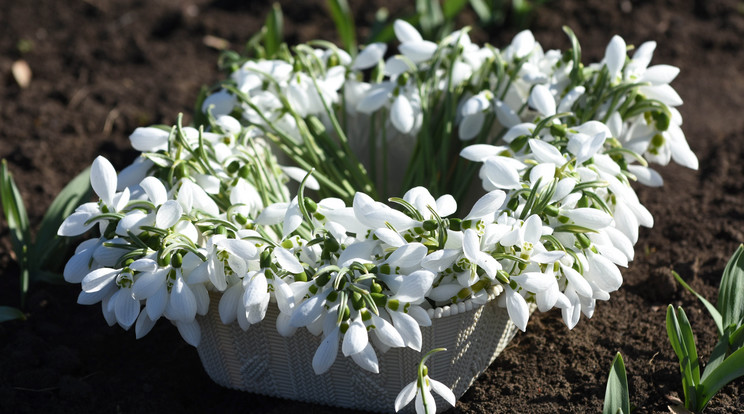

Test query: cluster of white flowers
[59,21,697,411]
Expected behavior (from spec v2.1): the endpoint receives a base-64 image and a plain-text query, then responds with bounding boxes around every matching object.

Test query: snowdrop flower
[395,348,456,414]
[352,43,387,71]
[394,20,438,64]
[58,156,130,237]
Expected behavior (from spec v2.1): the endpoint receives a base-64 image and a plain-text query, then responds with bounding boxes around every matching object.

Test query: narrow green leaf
[603,352,630,414]
[0,159,31,253]
[416,0,444,40]
[0,306,26,323]
[326,0,357,54]
[466,0,492,23]
[33,166,92,269]
[444,0,469,19]
[701,331,730,384]
[264,3,284,58]
[672,270,724,336]
[666,305,698,409]
[698,346,744,411]
[676,307,701,385]
[552,224,598,234]
[562,26,583,84]
[718,244,744,331]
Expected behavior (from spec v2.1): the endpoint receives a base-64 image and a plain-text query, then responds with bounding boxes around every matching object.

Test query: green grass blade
[672,270,723,336]
[718,244,744,331]
[326,0,357,54]
[603,352,630,414]
[264,3,284,58]
[0,306,26,323]
[33,166,92,270]
[698,346,744,411]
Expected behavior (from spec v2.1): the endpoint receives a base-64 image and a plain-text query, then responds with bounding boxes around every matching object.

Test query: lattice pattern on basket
[196,289,520,413]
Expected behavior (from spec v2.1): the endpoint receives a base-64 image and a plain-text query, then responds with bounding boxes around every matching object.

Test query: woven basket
[196,287,521,413]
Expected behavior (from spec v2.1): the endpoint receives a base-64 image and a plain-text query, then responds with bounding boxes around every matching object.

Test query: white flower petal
[132,268,167,300]
[350,342,379,373]
[115,288,140,329]
[399,41,437,63]
[389,311,422,351]
[169,275,197,322]
[243,272,268,308]
[91,156,117,207]
[430,378,456,407]
[135,312,157,339]
[129,127,170,152]
[352,43,387,70]
[81,268,118,293]
[312,326,339,374]
[604,35,626,80]
[391,95,415,134]
[528,84,556,117]
[342,317,368,356]
[505,286,529,332]
[394,270,435,302]
[387,243,428,270]
[465,190,506,220]
[219,282,243,324]
[395,380,418,412]
[58,210,96,237]
[274,247,304,274]
[175,320,201,347]
[393,20,423,43]
[529,139,566,165]
[156,200,183,229]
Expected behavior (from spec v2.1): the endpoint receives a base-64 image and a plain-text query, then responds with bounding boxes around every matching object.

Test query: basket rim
[424,284,504,320]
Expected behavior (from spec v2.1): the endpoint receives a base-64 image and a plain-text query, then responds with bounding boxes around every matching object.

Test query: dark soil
[1,0,743,412]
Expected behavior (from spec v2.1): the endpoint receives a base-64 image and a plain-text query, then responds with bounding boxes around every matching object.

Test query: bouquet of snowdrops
[58,19,697,413]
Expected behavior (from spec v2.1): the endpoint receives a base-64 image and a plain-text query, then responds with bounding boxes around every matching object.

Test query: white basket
[196,288,521,413]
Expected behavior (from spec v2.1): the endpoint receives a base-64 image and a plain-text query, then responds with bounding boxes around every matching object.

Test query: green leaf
[264,3,284,58]
[672,270,724,336]
[701,330,730,384]
[562,26,583,84]
[416,0,444,40]
[666,305,699,409]
[33,166,92,270]
[444,0,470,20]
[718,244,744,332]
[1,159,32,306]
[466,0,492,23]
[697,345,744,411]
[676,307,701,385]
[0,306,26,323]
[603,352,630,414]
[326,0,357,54]
[1,159,31,256]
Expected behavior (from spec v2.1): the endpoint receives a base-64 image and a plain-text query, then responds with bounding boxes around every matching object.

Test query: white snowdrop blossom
[57,23,698,413]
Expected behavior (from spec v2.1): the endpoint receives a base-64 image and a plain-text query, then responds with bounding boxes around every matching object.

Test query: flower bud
[303,197,318,213]
[423,219,438,232]
[171,251,183,269]
[238,165,251,179]
[227,160,240,174]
